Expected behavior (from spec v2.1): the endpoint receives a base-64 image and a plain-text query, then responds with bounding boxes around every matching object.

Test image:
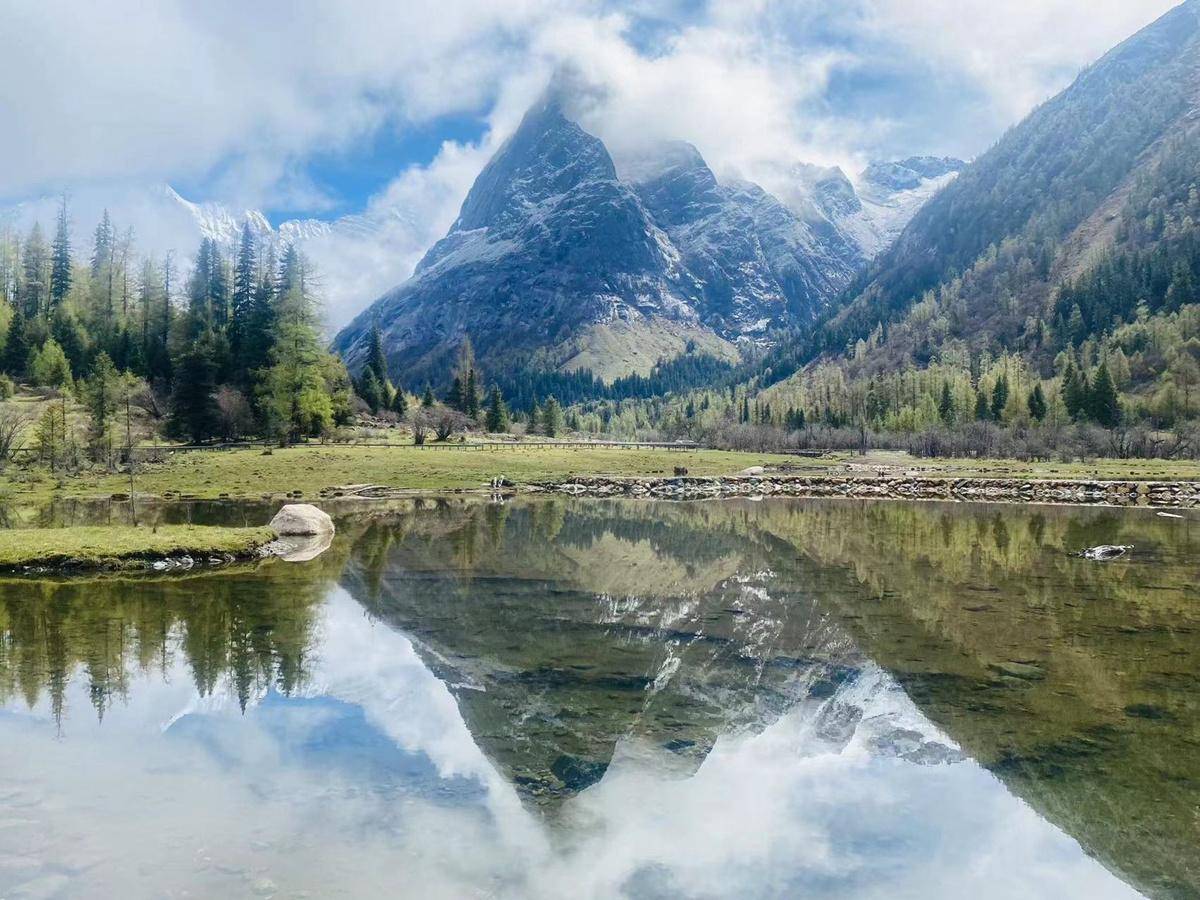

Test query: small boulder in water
[269,503,335,536]
[1077,544,1132,561]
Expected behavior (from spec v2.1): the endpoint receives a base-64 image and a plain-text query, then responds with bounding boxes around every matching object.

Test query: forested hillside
[0,202,358,465]
[560,1,1200,456]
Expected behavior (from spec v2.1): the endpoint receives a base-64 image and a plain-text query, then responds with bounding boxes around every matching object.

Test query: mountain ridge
[333,96,959,387]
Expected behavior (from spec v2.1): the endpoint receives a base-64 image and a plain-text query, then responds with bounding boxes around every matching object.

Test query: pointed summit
[331,81,931,389]
[453,93,616,233]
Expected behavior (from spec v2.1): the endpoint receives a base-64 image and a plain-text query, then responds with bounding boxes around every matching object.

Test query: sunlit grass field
[0,443,1197,508]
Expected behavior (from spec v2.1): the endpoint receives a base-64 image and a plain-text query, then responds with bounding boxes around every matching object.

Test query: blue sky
[1,0,1178,221]
[0,0,1181,326]
[172,113,490,223]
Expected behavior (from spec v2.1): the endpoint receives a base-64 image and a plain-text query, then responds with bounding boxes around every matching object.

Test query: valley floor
[2,443,1199,509]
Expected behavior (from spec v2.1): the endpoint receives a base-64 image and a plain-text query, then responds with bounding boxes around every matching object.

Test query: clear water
[1,497,1197,899]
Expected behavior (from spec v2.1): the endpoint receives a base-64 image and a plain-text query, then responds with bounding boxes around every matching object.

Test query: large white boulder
[270,504,335,537]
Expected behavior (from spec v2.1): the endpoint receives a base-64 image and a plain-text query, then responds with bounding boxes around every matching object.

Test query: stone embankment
[531,475,1200,508]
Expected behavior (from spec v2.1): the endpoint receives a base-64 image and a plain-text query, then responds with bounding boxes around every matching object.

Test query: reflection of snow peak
[806,663,964,765]
[3,587,1141,899]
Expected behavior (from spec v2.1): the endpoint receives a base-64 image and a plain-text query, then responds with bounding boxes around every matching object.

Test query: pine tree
[160,251,176,380]
[465,368,481,421]
[230,223,257,371]
[392,387,409,420]
[20,223,48,318]
[359,369,383,412]
[1027,384,1048,422]
[974,390,989,421]
[187,238,215,334]
[49,195,72,309]
[137,258,168,380]
[530,398,543,433]
[277,243,303,297]
[990,374,1009,421]
[1089,363,1121,427]
[484,385,509,433]
[1068,304,1086,345]
[446,375,464,411]
[51,309,87,380]
[92,212,118,330]
[938,381,955,426]
[91,210,114,277]
[240,253,277,390]
[1062,362,1088,420]
[422,384,435,408]
[169,342,220,444]
[542,396,563,437]
[366,323,389,388]
[208,242,230,329]
[1,308,30,376]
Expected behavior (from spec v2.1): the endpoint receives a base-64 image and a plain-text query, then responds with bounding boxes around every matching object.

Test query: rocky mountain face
[621,142,866,338]
[333,95,957,386]
[816,0,1200,371]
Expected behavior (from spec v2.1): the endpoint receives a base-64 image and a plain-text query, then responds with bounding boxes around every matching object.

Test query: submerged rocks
[536,475,1200,509]
[269,504,335,537]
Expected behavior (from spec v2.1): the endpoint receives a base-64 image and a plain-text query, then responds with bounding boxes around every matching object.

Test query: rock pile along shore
[531,475,1200,508]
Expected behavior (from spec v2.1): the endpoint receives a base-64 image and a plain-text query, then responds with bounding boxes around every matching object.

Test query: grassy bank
[0,525,276,570]
[0,443,1198,508]
[0,445,810,503]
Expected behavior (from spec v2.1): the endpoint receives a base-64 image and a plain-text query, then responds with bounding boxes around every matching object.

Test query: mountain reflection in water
[1,497,1196,899]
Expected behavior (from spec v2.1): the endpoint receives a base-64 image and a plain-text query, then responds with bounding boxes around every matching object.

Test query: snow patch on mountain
[766,156,965,262]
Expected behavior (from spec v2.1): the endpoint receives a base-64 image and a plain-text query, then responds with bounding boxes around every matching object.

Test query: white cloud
[857,0,1181,125]
[0,0,1182,327]
[0,0,580,204]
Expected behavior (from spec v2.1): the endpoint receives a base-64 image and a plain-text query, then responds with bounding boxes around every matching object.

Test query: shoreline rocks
[529,475,1200,508]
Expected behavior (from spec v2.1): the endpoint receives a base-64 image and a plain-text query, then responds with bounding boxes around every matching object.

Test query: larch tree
[257,265,334,442]
[82,352,120,464]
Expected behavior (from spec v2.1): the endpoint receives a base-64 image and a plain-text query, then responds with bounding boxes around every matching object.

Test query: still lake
[1,497,1198,899]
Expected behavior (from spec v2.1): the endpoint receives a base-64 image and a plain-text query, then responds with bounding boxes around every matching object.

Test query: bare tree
[0,405,32,467]
[434,409,469,442]
[411,410,430,446]
[214,387,254,441]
